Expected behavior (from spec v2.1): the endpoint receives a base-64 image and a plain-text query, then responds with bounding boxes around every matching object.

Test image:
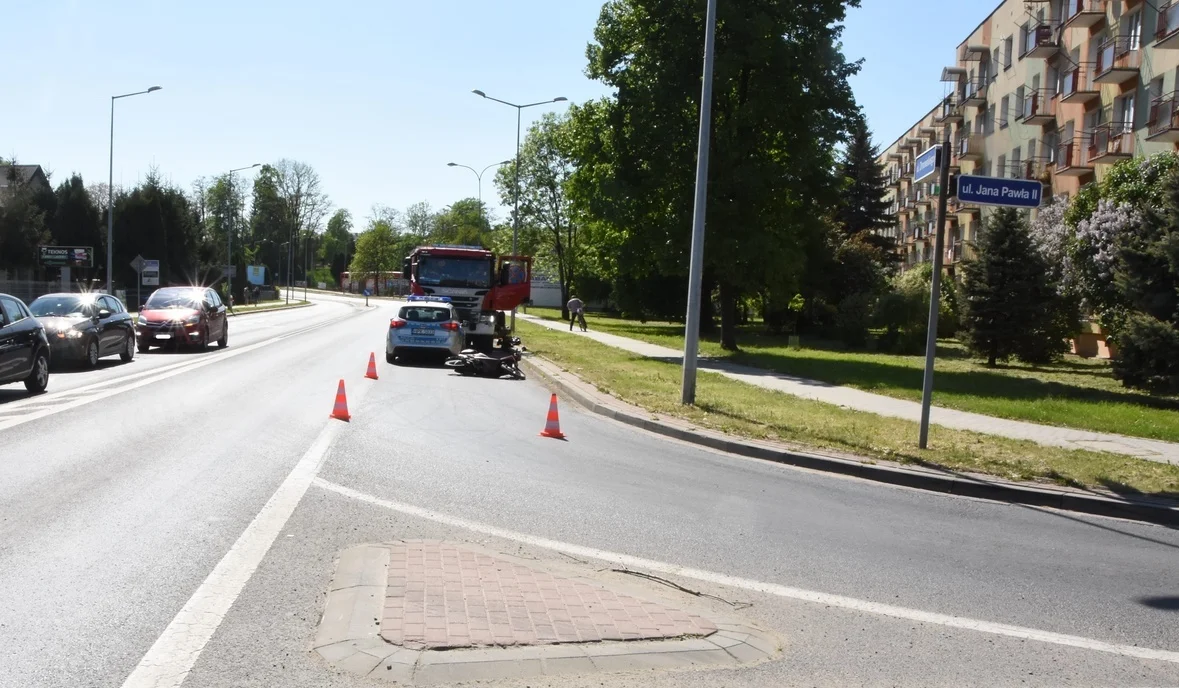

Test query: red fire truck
[402,245,531,351]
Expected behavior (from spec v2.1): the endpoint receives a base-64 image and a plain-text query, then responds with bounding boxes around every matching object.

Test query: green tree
[494,112,580,317]
[960,208,1073,366]
[320,209,355,283]
[1109,170,1179,393]
[570,0,861,350]
[49,174,102,249]
[113,170,203,288]
[0,165,50,271]
[835,116,894,256]
[349,220,398,295]
[431,198,490,247]
[248,165,289,285]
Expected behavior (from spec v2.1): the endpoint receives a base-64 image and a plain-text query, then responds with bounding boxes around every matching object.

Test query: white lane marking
[120,384,372,688]
[0,316,350,432]
[313,478,1179,665]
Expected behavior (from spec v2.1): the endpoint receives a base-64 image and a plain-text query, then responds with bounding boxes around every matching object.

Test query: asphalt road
[1,292,1177,687]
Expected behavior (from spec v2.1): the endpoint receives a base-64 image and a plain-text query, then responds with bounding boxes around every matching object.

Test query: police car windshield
[417,258,490,288]
[399,306,452,322]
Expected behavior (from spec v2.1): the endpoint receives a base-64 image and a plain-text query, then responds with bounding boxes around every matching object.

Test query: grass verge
[519,320,1179,499]
[524,307,1179,443]
[230,299,310,315]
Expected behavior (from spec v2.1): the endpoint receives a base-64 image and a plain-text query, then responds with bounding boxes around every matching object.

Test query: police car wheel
[386,350,395,364]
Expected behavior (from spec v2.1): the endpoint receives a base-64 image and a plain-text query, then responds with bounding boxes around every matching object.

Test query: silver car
[386,297,464,363]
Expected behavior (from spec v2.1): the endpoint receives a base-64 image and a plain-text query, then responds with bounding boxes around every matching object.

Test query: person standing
[566,295,587,332]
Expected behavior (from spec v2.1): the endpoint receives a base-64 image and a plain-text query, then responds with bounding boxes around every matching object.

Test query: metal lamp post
[471,90,568,329]
[225,164,260,304]
[107,86,161,295]
[446,160,512,221]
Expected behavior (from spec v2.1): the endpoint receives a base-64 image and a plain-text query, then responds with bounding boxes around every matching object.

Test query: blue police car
[386,296,464,363]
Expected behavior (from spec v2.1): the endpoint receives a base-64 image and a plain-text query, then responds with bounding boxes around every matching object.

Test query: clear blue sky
[3,0,985,228]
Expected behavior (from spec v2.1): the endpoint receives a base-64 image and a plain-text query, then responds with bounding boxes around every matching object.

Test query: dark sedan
[29,293,136,368]
[0,293,51,393]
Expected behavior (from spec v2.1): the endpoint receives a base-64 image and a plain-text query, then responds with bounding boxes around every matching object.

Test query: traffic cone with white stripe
[539,394,566,440]
[330,379,351,422]
[365,352,379,380]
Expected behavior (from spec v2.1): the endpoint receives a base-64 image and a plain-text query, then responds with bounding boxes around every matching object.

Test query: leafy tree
[835,116,895,259]
[494,112,580,317]
[273,159,330,285]
[113,170,203,288]
[320,209,355,283]
[1108,170,1179,393]
[570,0,861,350]
[874,261,959,354]
[403,201,434,237]
[349,220,399,294]
[960,208,1074,366]
[0,165,50,271]
[248,165,288,285]
[431,198,490,247]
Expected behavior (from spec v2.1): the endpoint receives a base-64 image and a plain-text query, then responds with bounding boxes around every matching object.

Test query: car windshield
[29,295,90,317]
[417,258,490,289]
[399,306,452,323]
[144,291,203,309]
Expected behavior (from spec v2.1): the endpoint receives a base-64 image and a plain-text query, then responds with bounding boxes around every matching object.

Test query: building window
[1012,146,1022,177]
[1004,36,1013,69]
[1124,11,1142,51]
[997,154,1007,178]
[986,104,996,134]
[1118,93,1135,132]
[1000,96,1010,128]
[1015,86,1026,119]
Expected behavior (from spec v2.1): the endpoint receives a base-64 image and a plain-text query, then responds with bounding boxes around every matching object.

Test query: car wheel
[24,352,49,394]
[197,326,208,352]
[217,323,228,348]
[84,338,100,368]
[137,340,150,353]
[120,333,135,362]
[386,349,395,364]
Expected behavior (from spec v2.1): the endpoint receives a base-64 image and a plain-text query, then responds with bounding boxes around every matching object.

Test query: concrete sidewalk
[520,314,1179,466]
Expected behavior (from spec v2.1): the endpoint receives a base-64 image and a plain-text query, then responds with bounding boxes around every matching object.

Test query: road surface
[1,292,1177,687]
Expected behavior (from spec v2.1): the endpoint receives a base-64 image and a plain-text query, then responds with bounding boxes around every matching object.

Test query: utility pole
[681,0,718,405]
[918,127,953,449]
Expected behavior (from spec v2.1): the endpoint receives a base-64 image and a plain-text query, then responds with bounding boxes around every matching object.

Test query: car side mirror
[97,309,111,319]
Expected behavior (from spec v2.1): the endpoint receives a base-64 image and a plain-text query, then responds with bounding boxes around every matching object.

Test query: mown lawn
[524,307,1179,443]
[518,320,1179,499]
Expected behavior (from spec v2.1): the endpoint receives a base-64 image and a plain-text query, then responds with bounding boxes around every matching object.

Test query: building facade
[879,0,1179,274]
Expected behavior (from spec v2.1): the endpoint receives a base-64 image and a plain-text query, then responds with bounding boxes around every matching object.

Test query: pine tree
[836,117,894,247]
[1110,170,1179,392]
[961,208,1073,366]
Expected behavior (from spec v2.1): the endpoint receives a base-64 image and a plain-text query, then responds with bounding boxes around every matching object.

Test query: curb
[227,301,314,317]
[520,356,1179,527]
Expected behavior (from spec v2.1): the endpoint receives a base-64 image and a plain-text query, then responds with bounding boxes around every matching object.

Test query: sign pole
[918,127,952,449]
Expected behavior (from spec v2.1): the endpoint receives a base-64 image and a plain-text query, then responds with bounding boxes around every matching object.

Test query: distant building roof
[0,164,49,191]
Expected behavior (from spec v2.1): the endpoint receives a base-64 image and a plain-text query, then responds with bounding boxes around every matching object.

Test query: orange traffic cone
[539,394,566,440]
[330,379,351,422]
[365,352,379,380]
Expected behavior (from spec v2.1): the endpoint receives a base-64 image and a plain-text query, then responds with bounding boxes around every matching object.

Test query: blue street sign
[914,145,941,183]
[956,174,1043,209]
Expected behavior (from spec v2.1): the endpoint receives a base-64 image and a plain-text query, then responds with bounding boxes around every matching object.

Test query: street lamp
[225,164,260,304]
[107,85,162,294]
[472,89,568,330]
[446,160,511,217]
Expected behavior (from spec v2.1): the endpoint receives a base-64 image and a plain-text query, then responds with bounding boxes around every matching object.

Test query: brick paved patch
[381,540,716,649]
[315,542,779,684]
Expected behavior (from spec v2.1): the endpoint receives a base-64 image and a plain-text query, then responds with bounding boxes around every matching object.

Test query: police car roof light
[407,295,452,303]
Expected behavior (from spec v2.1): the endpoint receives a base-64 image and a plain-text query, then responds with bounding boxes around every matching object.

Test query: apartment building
[879,0,1179,274]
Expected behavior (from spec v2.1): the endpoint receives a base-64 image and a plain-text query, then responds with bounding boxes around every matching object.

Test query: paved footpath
[520,314,1179,466]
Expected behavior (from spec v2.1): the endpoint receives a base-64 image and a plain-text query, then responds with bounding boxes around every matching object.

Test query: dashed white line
[313,478,1179,666]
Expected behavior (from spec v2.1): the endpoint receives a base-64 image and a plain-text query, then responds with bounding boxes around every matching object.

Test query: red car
[136,287,228,352]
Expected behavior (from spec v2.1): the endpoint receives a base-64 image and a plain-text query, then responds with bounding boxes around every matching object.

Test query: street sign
[246,265,266,286]
[914,145,941,183]
[222,265,236,278]
[39,246,93,268]
[130,254,146,273]
[141,259,160,286]
[956,174,1043,208]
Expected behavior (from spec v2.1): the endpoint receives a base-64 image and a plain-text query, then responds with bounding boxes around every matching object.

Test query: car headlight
[66,329,85,339]
[137,316,147,325]
[184,315,200,325]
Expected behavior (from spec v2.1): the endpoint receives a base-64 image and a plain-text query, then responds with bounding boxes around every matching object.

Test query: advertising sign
[246,265,266,286]
[39,246,93,267]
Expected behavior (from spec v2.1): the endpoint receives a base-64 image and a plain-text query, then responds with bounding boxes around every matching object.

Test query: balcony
[1056,138,1094,176]
[1018,157,1052,181]
[915,185,932,208]
[1059,66,1100,105]
[900,160,915,178]
[1156,1,1179,48]
[1021,90,1057,125]
[945,240,963,265]
[1094,36,1141,84]
[1021,23,1060,58]
[948,197,981,216]
[962,78,988,107]
[1086,123,1134,164]
[937,97,964,124]
[956,133,985,162]
[1148,92,1179,141]
[1064,0,1106,30]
